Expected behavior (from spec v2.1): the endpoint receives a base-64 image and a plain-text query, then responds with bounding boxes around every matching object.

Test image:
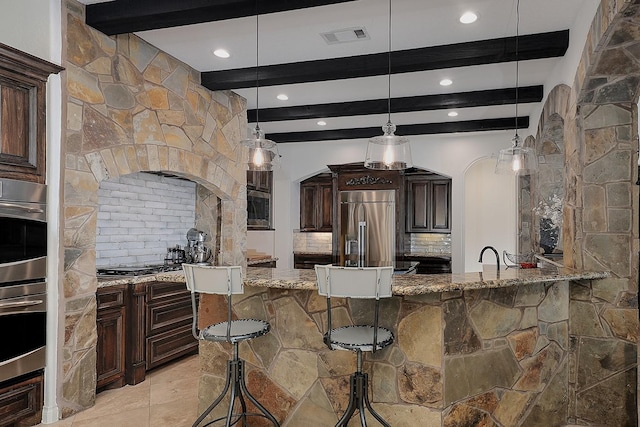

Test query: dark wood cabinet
[145,282,198,370]
[403,255,452,274]
[294,253,333,269]
[0,43,62,183]
[0,371,43,427]
[300,173,333,232]
[406,176,451,232]
[96,285,127,391]
[247,170,272,192]
[98,281,197,389]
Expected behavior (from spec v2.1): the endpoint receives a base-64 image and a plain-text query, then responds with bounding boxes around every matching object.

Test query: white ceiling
[79,0,596,138]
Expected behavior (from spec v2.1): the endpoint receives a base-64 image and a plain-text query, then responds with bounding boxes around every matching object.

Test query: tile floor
[39,354,199,427]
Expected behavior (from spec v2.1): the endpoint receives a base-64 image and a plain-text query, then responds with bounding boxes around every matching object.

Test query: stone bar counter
[99,265,634,426]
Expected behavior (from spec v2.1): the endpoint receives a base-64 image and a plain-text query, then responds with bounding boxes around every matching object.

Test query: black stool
[183,264,279,427]
[315,265,394,427]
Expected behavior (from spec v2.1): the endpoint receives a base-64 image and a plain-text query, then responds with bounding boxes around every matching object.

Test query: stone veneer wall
[197,280,601,426]
[529,1,640,424]
[60,0,247,416]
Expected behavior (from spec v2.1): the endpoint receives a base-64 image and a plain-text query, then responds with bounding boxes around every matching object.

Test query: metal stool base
[193,356,279,427]
[336,371,390,427]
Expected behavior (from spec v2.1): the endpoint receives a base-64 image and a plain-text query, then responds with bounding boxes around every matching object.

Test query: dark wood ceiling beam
[248,86,543,122]
[202,31,568,90]
[86,0,357,35]
[267,117,529,143]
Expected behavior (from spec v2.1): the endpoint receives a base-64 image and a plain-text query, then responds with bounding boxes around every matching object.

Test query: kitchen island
[98,263,634,427]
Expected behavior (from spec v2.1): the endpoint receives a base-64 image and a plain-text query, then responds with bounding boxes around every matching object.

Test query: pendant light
[364,0,413,170]
[495,0,537,175]
[241,0,280,172]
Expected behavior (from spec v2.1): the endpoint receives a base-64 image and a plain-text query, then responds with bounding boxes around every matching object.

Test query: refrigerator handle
[358,221,366,268]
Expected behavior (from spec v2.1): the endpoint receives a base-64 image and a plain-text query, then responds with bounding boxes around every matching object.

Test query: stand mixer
[186,228,212,264]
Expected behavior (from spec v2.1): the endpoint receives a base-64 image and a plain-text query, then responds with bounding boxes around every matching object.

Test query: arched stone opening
[60,4,248,416]
[560,1,639,424]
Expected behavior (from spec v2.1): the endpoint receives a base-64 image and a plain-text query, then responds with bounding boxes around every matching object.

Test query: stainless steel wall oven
[0,178,47,383]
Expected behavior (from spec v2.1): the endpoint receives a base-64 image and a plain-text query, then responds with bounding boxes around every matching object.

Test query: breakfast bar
[95,263,623,426]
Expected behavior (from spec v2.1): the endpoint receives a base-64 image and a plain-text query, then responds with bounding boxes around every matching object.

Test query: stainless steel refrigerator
[339,190,395,268]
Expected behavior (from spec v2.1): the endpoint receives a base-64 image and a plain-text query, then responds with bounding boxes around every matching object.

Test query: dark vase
[539,218,558,254]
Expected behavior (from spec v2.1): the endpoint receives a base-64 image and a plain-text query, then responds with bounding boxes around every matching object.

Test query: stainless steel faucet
[478,246,500,271]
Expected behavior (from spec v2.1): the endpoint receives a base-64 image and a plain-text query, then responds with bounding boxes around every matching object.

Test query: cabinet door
[96,306,126,390]
[300,184,318,231]
[96,286,126,391]
[406,178,451,232]
[431,180,451,230]
[407,181,430,232]
[317,183,333,231]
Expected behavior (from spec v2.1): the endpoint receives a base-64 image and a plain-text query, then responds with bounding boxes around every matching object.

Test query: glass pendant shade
[365,121,413,170]
[241,126,279,171]
[495,135,537,175]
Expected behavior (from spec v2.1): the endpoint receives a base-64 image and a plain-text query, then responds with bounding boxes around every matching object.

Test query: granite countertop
[293,251,333,255]
[98,265,608,295]
[247,257,278,266]
[403,253,452,259]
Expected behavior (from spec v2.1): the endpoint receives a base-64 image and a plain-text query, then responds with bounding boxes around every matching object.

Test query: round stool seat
[201,319,270,343]
[327,325,394,352]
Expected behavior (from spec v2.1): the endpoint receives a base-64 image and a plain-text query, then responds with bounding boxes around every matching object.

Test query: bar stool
[183,264,279,427]
[315,265,394,427]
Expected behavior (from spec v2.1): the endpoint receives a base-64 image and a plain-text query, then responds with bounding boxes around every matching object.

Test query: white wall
[464,158,516,272]
[247,230,276,255]
[0,0,64,423]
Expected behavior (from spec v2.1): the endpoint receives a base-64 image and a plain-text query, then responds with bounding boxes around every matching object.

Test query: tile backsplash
[293,232,332,253]
[293,232,451,255]
[96,172,196,267]
[406,233,451,254]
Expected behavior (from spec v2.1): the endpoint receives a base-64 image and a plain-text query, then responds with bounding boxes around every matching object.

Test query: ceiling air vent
[321,27,370,44]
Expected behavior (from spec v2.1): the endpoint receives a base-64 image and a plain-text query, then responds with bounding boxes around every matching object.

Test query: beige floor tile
[35,356,198,427]
[72,382,150,422]
[71,406,149,427]
[149,397,198,427]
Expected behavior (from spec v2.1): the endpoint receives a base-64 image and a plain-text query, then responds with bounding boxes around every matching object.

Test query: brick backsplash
[96,172,196,267]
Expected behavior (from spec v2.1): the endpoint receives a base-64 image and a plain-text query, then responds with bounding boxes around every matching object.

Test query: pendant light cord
[255,0,260,128]
[514,0,520,140]
[387,0,392,124]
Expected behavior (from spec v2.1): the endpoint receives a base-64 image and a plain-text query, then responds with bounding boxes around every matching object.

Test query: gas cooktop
[97,264,183,277]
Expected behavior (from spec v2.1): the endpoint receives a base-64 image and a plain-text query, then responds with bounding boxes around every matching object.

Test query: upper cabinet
[0,43,63,183]
[406,175,451,233]
[299,173,333,232]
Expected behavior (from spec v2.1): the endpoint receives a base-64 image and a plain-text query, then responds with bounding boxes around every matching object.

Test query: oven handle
[0,299,44,309]
[0,202,45,214]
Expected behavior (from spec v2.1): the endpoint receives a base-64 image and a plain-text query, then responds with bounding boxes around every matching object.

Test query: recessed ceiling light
[460,11,478,24]
[440,78,453,86]
[317,120,327,126]
[213,49,230,58]
[448,111,458,117]
[276,94,289,101]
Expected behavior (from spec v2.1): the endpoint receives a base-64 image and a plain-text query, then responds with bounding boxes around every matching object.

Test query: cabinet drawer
[146,324,198,370]
[146,296,193,336]
[146,281,189,302]
[96,286,126,309]
[0,372,43,427]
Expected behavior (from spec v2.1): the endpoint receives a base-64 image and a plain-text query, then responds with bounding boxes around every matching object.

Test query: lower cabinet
[294,253,333,269]
[0,371,43,427]
[144,282,198,371]
[96,281,198,391]
[403,255,452,274]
